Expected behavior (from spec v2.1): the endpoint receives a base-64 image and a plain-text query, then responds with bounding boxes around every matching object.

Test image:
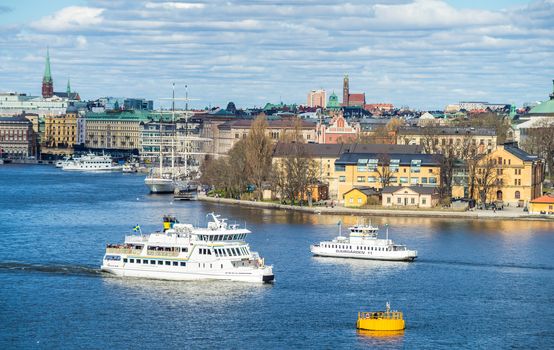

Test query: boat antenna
[385,224,389,241]
[338,220,342,236]
[171,82,175,175]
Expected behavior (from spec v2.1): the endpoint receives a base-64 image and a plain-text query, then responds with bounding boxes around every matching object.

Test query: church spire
[42,47,54,98]
[43,47,52,83]
[67,77,71,95]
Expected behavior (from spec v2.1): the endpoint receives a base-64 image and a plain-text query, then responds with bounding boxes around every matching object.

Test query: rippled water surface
[1,165,553,349]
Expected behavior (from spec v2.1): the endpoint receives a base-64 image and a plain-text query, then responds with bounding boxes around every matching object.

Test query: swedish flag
[133,224,141,232]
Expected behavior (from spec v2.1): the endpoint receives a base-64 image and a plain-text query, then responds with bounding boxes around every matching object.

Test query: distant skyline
[0,0,553,110]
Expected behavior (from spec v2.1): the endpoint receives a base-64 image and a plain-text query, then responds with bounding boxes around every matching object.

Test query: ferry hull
[101,265,274,284]
[310,246,417,262]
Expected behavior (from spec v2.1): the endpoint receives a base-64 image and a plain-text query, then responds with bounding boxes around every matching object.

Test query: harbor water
[1,165,553,349]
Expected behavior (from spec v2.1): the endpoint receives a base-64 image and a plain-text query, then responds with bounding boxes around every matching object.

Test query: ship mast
[171,82,175,175]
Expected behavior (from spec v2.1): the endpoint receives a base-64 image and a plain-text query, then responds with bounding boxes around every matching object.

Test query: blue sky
[0,0,553,110]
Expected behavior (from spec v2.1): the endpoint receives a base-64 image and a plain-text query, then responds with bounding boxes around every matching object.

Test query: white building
[0,92,69,117]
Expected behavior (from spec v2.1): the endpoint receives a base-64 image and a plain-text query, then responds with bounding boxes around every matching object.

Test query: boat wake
[0,261,104,277]
[418,259,553,272]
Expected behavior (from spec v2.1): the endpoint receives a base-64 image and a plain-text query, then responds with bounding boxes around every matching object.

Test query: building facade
[382,186,439,208]
[334,153,442,203]
[307,90,326,108]
[42,106,78,155]
[317,115,360,144]
[0,116,37,158]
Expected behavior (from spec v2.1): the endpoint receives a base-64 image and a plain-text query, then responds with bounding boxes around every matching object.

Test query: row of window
[385,197,427,205]
[345,176,437,184]
[123,257,187,267]
[322,244,391,252]
[197,234,247,241]
[214,246,248,257]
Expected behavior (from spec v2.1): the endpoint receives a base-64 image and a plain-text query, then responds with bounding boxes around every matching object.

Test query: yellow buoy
[357,302,405,331]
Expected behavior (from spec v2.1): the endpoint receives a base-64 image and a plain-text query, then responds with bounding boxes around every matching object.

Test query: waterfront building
[334,152,442,203]
[216,118,317,156]
[272,143,422,200]
[382,186,439,208]
[0,115,37,158]
[124,98,154,111]
[343,187,379,208]
[0,92,69,117]
[452,144,544,206]
[42,105,78,155]
[307,90,326,108]
[528,195,554,215]
[317,114,360,144]
[397,126,497,156]
[85,110,162,152]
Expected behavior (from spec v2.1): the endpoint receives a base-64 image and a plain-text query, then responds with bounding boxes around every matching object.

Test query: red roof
[530,195,554,204]
[349,93,365,104]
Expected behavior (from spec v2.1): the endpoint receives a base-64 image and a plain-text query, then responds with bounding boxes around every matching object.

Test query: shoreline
[198,194,554,222]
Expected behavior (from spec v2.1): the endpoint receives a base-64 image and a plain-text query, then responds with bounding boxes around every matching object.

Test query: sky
[0,0,553,110]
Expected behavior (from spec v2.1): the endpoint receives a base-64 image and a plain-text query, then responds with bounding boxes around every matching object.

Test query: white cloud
[144,2,205,10]
[30,6,104,32]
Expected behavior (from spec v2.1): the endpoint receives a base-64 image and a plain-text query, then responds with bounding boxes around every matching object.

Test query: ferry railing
[358,311,403,320]
[106,248,142,255]
[146,249,179,257]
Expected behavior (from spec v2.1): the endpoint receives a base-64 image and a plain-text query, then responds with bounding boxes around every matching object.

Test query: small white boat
[310,222,417,261]
[62,153,122,171]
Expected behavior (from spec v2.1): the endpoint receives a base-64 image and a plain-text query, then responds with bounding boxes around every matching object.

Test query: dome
[66,105,78,114]
[529,99,554,115]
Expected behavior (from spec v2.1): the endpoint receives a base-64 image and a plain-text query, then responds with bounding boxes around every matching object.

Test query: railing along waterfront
[106,248,142,255]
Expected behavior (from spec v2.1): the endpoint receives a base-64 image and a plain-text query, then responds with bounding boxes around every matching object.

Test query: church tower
[342,74,349,106]
[42,48,54,98]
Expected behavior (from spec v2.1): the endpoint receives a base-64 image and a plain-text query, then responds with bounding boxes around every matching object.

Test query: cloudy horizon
[0,0,553,110]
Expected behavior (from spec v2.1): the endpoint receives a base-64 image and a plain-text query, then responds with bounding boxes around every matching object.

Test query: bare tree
[244,115,273,200]
[475,155,501,206]
[376,153,394,189]
[520,119,554,178]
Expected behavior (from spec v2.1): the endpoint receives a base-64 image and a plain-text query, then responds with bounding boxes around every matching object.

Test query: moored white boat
[101,213,274,283]
[310,222,417,261]
[62,153,122,171]
[145,174,175,193]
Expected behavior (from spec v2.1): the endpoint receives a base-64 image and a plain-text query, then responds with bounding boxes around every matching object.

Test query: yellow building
[382,186,439,208]
[334,153,442,203]
[42,106,78,155]
[529,195,554,215]
[458,144,544,206]
[271,142,421,200]
[343,187,378,208]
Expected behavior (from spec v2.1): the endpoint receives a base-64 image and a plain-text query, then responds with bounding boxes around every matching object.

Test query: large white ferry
[63,153,122,171]
[101,213,274,283]
[310,222,417,261]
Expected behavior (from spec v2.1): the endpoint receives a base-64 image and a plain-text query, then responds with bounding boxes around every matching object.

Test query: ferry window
[150,260,155,264]
[207,249,212,255]
[221,264,223,269]
[180,262,186,267]
[210,264,212,268]
[173,261,178,266]
[234,248,239,256]
[130,259,135,263]
[158,260,163,265]
[123,258,128,263]
[165,261,170,266]
[136,259,141,263]
[181,247,188,252]
[143,260,148,264]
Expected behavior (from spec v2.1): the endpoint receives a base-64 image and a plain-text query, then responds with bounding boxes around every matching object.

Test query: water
[1,165,553,349]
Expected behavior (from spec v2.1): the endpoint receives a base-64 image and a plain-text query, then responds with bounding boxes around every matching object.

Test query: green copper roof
[43,47,52,83]
[85,110,171,122]
[529,100,554,115]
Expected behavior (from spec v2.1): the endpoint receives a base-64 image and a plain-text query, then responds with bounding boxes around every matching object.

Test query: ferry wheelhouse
[101,213,274,283]
[310,222,417,261]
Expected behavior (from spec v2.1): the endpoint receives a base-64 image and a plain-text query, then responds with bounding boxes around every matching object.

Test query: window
[165,261,171,266]
[411,198,415,204]
[136,259,141,263]
[349,198,353,203]
[410,159,421,173]
[387,197,391,204]
[130,259,135,263]
[123,258,128,263]
[422,198,427,205]
[150,260,156,265]
[339,176,346,182]
[143,260,148,264]
[397,197,401,204]
[367,176,376,183]
[173,261,178,266]
[357,176,365,182]
[357,158,368,172]
[421,177,428,184]
[515,191,520,199]
[158,260,163,265]
[390,159,400,173]
[180,262,186,267]
[429,177,437,184]
[358,198,362,204]
[410,178,419,185]
[335,164,346,172]
[400,177,408,184]
[181,247,188,252]
[390,177,398,183]
[367,159,378,171]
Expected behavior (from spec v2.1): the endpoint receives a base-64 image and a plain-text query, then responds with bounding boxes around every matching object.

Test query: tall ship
[62,153,122,171]
[310,222,417,261]
[101,213,275,283]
